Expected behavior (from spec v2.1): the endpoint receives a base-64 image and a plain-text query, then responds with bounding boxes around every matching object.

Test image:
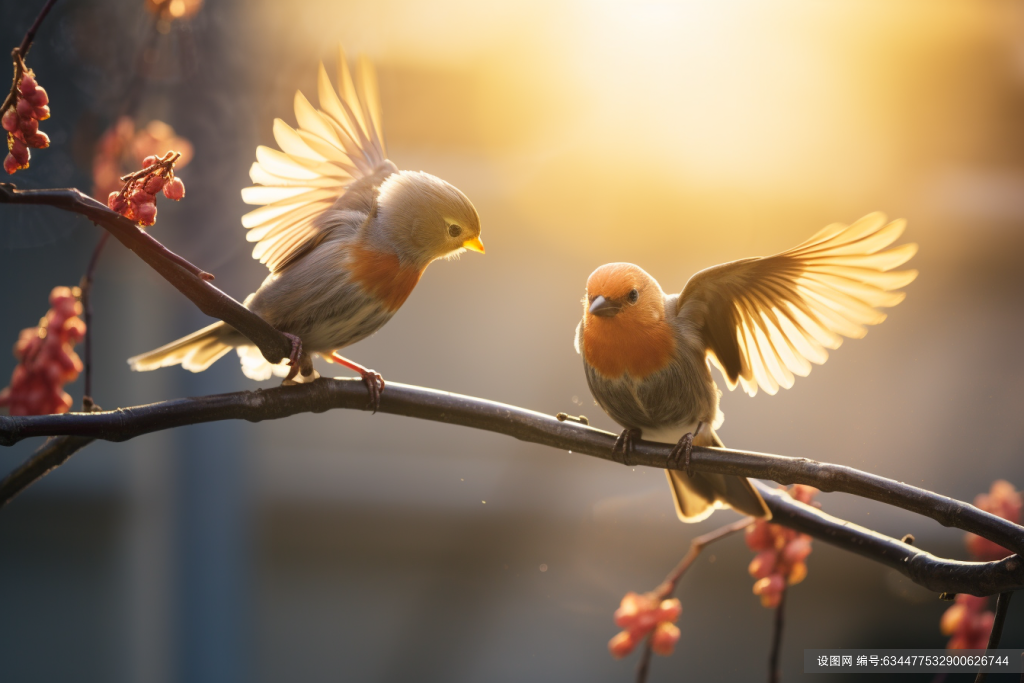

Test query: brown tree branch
[79,231,109,409]
[17,0,58,60]
[975,591,1013,683]
[0,435,94,505]
[1,378,1024,596]
[0,184,293,364]
[633,641,652,683]
[768,586,787,683]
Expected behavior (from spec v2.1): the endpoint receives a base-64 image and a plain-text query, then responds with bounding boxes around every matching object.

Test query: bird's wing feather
[241,46,391,273]
[676,212,917,396]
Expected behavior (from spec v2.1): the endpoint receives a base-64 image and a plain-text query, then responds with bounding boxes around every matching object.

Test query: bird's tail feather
[128,321,240,373]
[665,430,771,522]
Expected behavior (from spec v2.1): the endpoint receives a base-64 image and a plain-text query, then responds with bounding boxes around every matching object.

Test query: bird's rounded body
[128,50,484,382]
[246,230,406,354]
[578,298,719,435]
[576,214,918,522]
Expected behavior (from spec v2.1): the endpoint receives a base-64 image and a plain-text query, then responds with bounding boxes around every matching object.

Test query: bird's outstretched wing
[240,46,392,273]
[676,212,917,396]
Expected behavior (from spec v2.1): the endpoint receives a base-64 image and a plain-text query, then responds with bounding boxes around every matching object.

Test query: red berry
[33,105,49,121]
[650,622,680,657]
[135,202,157,225]
[142,155,157,168]
[26,87,48,107]
[26,132,49,149]
[1,107,17,132]
[10,138,29,165]
[748,550,777,579]
[19,115,38,136]
[143,174,166,193]
[608,631,636,659]
[163,176,185,200]
[16,98,33,119]
[18,73,37,96]
[135,190,156,205]
[3,153,18,174]
[108,191,128,214]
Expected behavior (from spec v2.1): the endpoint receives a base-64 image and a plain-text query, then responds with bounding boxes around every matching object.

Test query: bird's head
[374,171,483,267]
[584,263,666,325]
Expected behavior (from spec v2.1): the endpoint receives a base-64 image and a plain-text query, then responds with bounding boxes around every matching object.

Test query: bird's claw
[613,428,642,455]
[282,333,314,382]
[669,421,703,477]
[360,369,385,413]
[284,333,303,366]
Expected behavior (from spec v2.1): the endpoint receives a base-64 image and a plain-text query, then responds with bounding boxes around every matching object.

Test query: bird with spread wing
[575,213,917,521]
[129,47,484,409]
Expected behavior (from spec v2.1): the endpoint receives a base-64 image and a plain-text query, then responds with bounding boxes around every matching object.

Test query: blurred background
[2,0,1024,681]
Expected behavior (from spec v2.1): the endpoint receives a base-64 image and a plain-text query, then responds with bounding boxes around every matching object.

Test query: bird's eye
[448,224,462,238]
[628,289,639,303]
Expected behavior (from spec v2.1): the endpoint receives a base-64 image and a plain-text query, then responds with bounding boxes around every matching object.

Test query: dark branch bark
[80,231,109,408]
[17,0,58,59]
[0,435,94,507]
[633,640,652,683]
[2,377,1024,595]
[0,184,292,364]
[974,592,1013,683]
[757,484,1024,596]
[768,587,786,683]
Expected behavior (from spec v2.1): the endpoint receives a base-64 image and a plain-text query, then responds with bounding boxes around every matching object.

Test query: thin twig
[79,231,109,410]
[0,184,293,364]
[635,516,753,682]
[1,0,59,116]
[117,150,181,185]
[0,435,94,505]
[769,586,786,683]
[654,516,754,598]
[634,640,653,683]
[17,0,59,59]
[974,591,1013,683]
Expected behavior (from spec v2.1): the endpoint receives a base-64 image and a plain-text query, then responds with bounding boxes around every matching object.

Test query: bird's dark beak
[589,295,621,317]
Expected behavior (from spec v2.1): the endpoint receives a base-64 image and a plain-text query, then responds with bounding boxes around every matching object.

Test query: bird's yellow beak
[462,236,485,254]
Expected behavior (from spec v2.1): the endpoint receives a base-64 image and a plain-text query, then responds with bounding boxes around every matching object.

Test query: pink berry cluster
[92,117,193,201]
[964,480,1021,561]
[607,591,682,659]
[2,70,51,174]
[0,287,85,416]
[107,152,186,227]
[746,485,818,608]
[941,594,994,650]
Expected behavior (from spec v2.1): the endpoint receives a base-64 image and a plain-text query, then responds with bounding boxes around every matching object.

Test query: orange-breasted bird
[128,47,484,408]
[575,213,917,522]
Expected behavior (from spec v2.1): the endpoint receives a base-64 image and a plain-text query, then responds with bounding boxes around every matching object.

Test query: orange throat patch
[348,242,424,312]
[582,314,677,380]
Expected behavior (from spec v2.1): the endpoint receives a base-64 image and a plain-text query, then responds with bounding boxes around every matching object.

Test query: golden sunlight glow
[251,0,1012,258]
